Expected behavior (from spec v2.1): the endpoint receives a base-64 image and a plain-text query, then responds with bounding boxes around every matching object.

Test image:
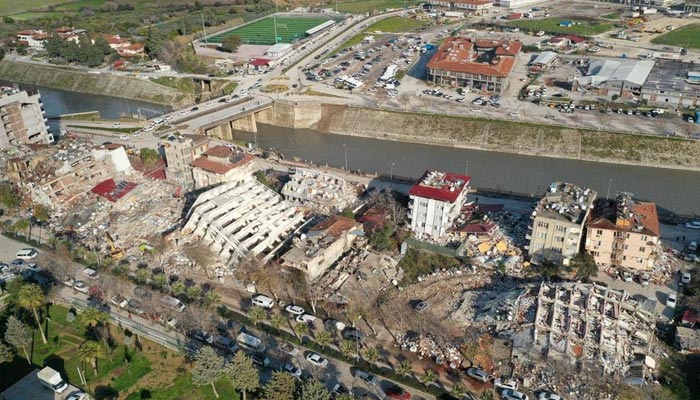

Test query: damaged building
[408,170,471,240]
[0,89,52,148]
[190,145,256,189]
[162,134,210,189]
[182,177,306,265]
[281,168,356,213]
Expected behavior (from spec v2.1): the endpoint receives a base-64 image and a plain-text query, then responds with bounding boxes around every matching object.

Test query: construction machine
[106,232,124,259]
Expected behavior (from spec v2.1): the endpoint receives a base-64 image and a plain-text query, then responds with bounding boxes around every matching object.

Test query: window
[537,221,549,229]
[639,247,645,253]
[641,235,648,242]
[535,243,544,250]
[537,232,546,239]
[555,225,567,233]
[597,229,603,235]
[555,236,565,243]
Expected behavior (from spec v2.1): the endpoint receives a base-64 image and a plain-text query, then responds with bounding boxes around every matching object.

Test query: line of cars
[465,367,563,400]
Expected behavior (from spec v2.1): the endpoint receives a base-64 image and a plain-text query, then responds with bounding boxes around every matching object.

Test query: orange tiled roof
[191,157,234,175]
[427,37,521,78]
[204,145,233,158]
[588,201,659,237]
[309,215,358,238]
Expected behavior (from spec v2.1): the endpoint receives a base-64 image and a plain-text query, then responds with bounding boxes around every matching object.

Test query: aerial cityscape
[1,1,700,400]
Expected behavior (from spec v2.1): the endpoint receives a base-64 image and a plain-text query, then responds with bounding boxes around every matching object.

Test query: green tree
[339,339,356,358]
[419,370,437,387]
[341,206,354,219]
[17,283,47,344]
[32,204,50,222]
[396,360,412,377]
[4,316,32,363]
[135,268,150,284]
[139,148,160,169]
[539,260,562,279]
[0,182,20,210]
[79,307,110,344]
[145,27,166,59]
[571,252,598,281]
[152,273,168,290]
[451,383,467,399]
[79,340,106,375]
[249,307,266,327]
[11,218,29,237]
[171,281,186,297]
[480,391,494,400]
[263,370,297,400]
[362,347,379,363]
[368,223,395,251]
[203,290,221,310]
[301,379,331,400]
[2,16,14,23]
[44,35,65,58]
[192,346,225,398]
[0,341,13,364]
[269,313,285,332]
[336,395,354,400]
[295,322,309,342]
[187,285,202,301]
[316,330,331,350]
[0,48,4,61]
[227,351,259,400]
[221,35,241,53]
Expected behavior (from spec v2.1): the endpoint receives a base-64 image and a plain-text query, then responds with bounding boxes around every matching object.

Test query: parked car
[284,304,305,315]
[537,391,562,400]
[466,367,492,382]
[414,301,429,312]
[127,299,145,315]
[73,280,88,293]
[502,389,529,400]
[134,286,152,298]
[16,248,38,260]
[295,314,316,324]
[119,134,129,140]
[495,378,518,390]
[332,383,349,395]
[343,328,365,341]
[682,272,691,284]
[685,221,700,229]
[279,341,298,356]
[66,391,88,400]
[324,318,346,331]
[640,273,650,286]
[110,294,129,309]
[620,270,633,282]
[354,369,377,385]
[385,385,411,400]
[305,352,328,368]
[667,292,677,308]
[282,362,302,377]
[251,353,271,368]
[188,329,214,344]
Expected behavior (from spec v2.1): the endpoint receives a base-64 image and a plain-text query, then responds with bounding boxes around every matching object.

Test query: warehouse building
[573,59,654,99]
[641,59,700,107]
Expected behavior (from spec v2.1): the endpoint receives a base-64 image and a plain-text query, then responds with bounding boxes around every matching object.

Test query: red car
[386,386,411,400]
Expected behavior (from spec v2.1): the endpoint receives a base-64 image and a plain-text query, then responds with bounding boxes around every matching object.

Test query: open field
[207,16,332,45]
[335,0,423,14]
[0,0,64,15]
[367,16,431,33]
[651,24,700,49]
[507,18,614,37]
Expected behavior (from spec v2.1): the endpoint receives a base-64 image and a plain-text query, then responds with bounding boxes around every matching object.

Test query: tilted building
[0,89,52,149]
[527,182,596,266]
[408,170,471,240]
[162,134,210,189]
[586,193,659,271]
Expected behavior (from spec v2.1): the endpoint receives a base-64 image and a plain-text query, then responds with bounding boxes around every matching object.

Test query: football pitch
[207,16,332,45]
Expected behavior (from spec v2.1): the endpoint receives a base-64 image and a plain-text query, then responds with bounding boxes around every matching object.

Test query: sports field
[207,16,332,45]
[651,24,700,49]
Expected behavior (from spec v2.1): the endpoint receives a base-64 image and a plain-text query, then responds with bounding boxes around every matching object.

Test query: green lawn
[601,12,622,20]
[0,0,65,15]
[507,18,614,37]
[151,77,197,95]
[366,16,430,33]
[207,16,332,45]
[398,248,461,285]
[124,374,241,400]
[335,0,423,14]
[651,24,700,49]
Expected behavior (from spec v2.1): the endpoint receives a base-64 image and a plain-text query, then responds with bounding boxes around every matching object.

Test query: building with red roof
[408,170,471,239]
[427,37,521,94]
[248,58,273,72]
[191,145,255,189]
[585,192,660,272]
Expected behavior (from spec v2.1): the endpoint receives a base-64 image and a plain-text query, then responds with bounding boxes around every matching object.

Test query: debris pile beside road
[399,332,463,369]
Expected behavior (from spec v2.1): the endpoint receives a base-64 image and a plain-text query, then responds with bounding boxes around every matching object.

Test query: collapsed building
[182,178,306,265]
[281,168,356,213]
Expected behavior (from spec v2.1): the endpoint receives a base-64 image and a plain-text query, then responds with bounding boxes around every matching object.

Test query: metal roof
[577,59,654,87]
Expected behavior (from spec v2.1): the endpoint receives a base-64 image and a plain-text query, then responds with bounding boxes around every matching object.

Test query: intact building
[190,145,256,189]
[408,170,471,240]
[427,37,521,94]
[496,0,548,8]
[428,0,494,13]
[586,193,660,272]
[162,134,210,189]
[641,59,700,107]
[528,182,596,266]
[0,89,52,149]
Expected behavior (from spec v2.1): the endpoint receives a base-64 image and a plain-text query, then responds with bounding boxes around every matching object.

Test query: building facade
[641,59,700,107]
[162,134,210,189]
[528,182,596,266]
[408,170,471,240]
[0,90,52,149]
[190,145,256,189]
[586,193,660,271]
[429,0,493,13]
[427,37,521,94]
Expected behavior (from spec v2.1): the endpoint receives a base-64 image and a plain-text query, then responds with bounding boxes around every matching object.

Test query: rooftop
[576,59,655,87]
[642,59,700,96]
[588,193,659,237]
[309,215,359,238]
[281,168,356,212]
[191,150,254,175]
[408,170,471,203]
[676,326,700,351]
[91,178,137,202]
[534,181,596,224]
[427,37,521,78]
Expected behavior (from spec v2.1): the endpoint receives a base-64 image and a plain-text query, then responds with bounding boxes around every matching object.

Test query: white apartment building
[408,170,471,240]
[0,89,52,149]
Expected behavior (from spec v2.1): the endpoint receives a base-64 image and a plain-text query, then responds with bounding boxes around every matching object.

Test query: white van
[153,118,164,126]
[161,295,186,312]
[251,294,274,309]
[16,248,38,260]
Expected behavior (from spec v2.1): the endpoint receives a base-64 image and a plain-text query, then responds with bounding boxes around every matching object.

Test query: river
[237,123,700,217]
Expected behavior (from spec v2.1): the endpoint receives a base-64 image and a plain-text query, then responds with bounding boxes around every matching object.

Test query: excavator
[106,232,124,259]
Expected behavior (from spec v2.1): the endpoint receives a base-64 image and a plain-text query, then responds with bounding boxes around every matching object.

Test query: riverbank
[0,61,193,108]
[263,101,700,172]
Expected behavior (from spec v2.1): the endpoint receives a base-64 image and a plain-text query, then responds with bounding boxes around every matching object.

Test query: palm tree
[248,307,266,326]
[17,283,47,344]
[79,307,110,345]
[420,370,437,387]
[451,383,467,399]
[362,347,379,363]
[316,330,331,350]
[339,339,356,358]
[79,341,106,376]
[295,322,309,342]
[396,360,412,377]
[269,313,285,332]
[171,281,186,297]
[203,291,222,310]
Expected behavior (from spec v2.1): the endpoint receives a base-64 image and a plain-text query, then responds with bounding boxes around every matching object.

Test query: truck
[237,332,265,353]
[37,366,69,393]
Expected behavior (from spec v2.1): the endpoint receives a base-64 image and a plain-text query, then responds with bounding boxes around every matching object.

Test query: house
[16,30,50,51]
[99,34,144,57]
[546,35,586,48]
[675,326,700,352]
[426,37,521,94]
[408,170,471,240]
[451,222,498,238]
[280,215,363,280]
[530,51,558,67]
[585,193,660,272]
[190,145,256,189]
[428,0,493,14]
[265,43,293,59]
[248,58,273,72]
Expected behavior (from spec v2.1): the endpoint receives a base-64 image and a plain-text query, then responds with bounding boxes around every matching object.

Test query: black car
[191,106,199,112]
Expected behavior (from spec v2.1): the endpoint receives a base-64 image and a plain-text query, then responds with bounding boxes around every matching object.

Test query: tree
[145,27,166,59]
[396,360,412,377]
[79,340,106,375]
[362,347,379,363]
[420,370,437,387]
[192,346,225,398]
[451,383,467,399]
[341,206,354,219]
[538,260,562,279]
[32,204,50,222]
[0,182,21,210]
[139,148,161,169]
[295,322,309,342]
[339,339,356,358]
[79,307,110,344]
[171,281,186,297]
[135,268,150,284]
[301,379,331,400]
[187,285,202,301]
[270,313,285,332]
[249,307,266,326]
[152,273,168,290]
[263,371,297,400]
[227,351,259,400]
[316,330,331,350]
[0,48,4,61]
[571,252,598,282]
[0,341,13,364]
[203,290,221,310]
[336,395,354,400]
[17,283,47,344]
[11,218,30,237]
[221,35,241,53]
[5,316,32,364]
[368,223,395,252]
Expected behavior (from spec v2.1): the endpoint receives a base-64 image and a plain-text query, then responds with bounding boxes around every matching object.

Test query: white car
[119,134,129,140]
[66,391,88,400]
[682,272,691,285]
[112,123,121,128]
[537,392,562,400]
[495,378,518,391]
[305,352,328,368]
[502,389,528,400]
[178,110,187,116]
[296,314,317,324]
[143,125,154,132]
[685,221,700,229]
[466,367,492,382]
[73,280,88,293]
[133,130,142,136]
[284,304,305,315]
[282,362,302,377]
[667,292,677,308]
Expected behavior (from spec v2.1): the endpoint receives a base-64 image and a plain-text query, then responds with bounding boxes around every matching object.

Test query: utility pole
[201,12,208,44]
[465,160,469,175]
[342,143,348,171]
[606,178,613,199]
[390,162,395,180]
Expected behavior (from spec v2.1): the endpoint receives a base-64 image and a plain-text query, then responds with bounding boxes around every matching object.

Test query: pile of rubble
[449,283,537,333]
[398,333,463,369]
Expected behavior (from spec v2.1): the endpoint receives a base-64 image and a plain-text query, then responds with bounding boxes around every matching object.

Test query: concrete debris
[281,167,358,213]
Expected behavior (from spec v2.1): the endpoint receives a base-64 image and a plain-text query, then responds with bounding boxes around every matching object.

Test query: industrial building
[0,89,52,149]
[280,215,363,280]
[641,59,700,107]
[282,168,356,213]
[182,178,306,265]
[408,170,471,240]
[162,134,210,189]
[527,182,596,266]
[426,37,521,94]
[428,0,494,13]
[586,193,659,271]
[190,145,256,189]
[573,59,655,99]
[495,0,548,8]
[265,43,293,59]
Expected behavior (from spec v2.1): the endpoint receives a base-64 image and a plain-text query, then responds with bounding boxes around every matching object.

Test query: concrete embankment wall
[268,101,700,171]
[0,61,192,107]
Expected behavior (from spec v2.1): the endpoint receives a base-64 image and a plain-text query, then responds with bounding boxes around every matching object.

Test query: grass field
[207,16,332,45]
[507,18,614,36]
[335,0,423,14]
[651,24,700,49]
[0,0,64,15]
[367,16,430,33]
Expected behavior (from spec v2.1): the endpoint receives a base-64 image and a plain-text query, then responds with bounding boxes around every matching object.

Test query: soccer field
[207,16,332,45]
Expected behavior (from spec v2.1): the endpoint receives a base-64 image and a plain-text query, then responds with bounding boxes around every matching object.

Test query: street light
[606,178,613,199]
[390,162,395,180]
[342,143,348,171]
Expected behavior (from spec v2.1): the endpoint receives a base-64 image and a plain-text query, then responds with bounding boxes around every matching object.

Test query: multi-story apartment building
[162,134,210,189]
[0,90,52,149]
[191,145,255,190]
[427,37,521,94]
[527,182,597,266]
[585,193,659,271]
[408,170,471,240]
